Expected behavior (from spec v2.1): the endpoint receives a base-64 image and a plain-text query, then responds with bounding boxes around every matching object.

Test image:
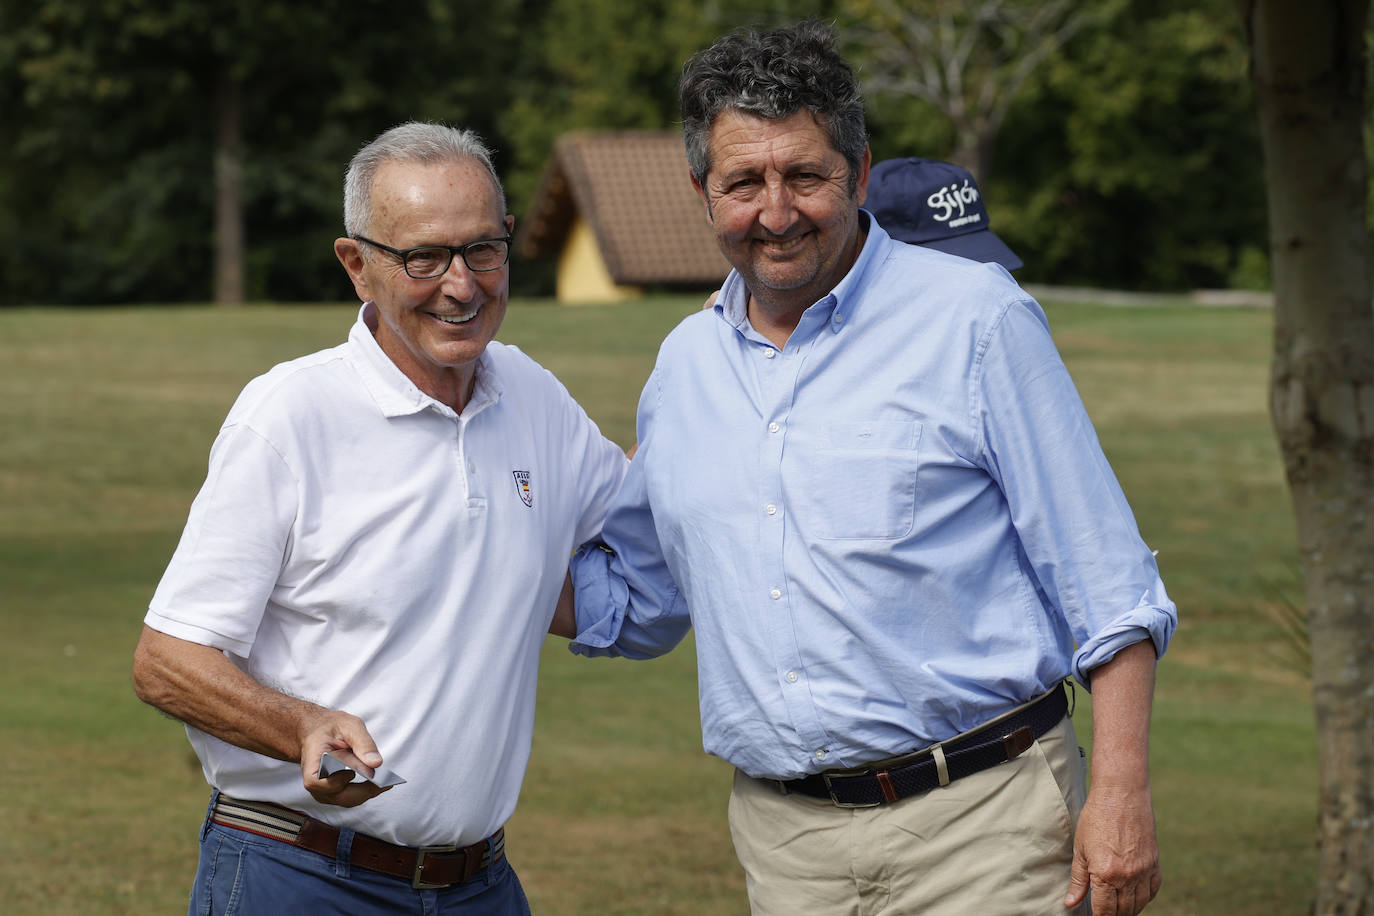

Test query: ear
[853,145,873,207]
[690,169,714,224]
[505,213,515,236]
[334,238,373,303]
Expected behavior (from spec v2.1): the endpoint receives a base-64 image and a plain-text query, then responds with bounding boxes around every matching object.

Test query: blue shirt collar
[715,211,895,340]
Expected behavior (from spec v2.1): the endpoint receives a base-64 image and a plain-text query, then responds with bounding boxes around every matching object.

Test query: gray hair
[679,20,868,193]
[342,121,506,238]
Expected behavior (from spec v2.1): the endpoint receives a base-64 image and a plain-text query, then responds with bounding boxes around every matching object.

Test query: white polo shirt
[146,303,627,847]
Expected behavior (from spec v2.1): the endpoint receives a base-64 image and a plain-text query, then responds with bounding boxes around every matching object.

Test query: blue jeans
[189,794,532,915]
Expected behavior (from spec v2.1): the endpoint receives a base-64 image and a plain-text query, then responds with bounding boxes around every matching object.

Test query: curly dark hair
[679,20,867,192]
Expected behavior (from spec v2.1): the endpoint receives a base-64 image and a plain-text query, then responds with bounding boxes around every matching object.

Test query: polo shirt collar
[346,303,501,419]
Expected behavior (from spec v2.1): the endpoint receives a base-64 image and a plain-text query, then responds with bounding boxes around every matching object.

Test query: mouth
[430,308,479,325]
[755,233,809,255]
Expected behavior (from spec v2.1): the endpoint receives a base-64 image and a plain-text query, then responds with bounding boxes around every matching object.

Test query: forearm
[1065,638,1162,911]
[548,572,576,639]
[1085,638,1157,788]
[132,625,322,763]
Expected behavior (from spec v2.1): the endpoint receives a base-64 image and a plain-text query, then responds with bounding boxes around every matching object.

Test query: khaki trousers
[727,717,1088,916]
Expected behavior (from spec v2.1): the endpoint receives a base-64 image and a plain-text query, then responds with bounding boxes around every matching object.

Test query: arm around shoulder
[565,539,691,660]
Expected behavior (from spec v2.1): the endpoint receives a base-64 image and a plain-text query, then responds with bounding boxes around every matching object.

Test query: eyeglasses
[353,234,512,278]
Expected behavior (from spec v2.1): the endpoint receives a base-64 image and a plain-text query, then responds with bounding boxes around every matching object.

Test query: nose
[439,251,479,300]
[758,180,798,236]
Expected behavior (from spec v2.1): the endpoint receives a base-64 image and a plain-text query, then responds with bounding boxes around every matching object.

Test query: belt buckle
[412,845,459,889]
[821,771,882,808]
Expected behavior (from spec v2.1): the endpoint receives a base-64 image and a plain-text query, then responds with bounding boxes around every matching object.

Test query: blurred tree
[842,0,1101,184]
[0,0,1352,303]
[1,0,523,305]
[498,0,718,213]
[1239,1,1374,912]
[984,0,1269,290]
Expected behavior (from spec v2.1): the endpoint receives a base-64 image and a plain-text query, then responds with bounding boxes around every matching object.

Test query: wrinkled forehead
[706,109,848,180]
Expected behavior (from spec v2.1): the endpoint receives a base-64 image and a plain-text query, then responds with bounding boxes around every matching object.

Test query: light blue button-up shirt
[571,215,1176,780]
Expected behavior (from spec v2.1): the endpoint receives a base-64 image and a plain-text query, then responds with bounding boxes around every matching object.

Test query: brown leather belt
[779,684,1070,807]
[211,795,504,889]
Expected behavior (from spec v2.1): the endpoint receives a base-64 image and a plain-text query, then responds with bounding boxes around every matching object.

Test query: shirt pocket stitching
[811,421,921,540]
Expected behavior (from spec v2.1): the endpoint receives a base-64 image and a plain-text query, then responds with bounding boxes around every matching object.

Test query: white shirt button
[768,422,780,434]
[769,588,782,600]
[785,671,798,683]
[765,504,777,516]
[834,313,844,325]
[764,348,777,359]
[814,749,828,761]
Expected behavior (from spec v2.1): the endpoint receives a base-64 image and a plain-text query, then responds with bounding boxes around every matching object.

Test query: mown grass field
[0,295,1312,914]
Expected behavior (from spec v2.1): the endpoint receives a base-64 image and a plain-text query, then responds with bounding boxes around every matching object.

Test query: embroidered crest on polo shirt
[512,470,533,508]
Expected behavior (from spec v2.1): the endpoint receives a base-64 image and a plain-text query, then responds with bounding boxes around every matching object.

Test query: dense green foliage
[0,0,1296,304]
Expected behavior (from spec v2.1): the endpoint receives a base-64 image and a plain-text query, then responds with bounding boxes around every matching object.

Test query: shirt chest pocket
[803,420,920,540]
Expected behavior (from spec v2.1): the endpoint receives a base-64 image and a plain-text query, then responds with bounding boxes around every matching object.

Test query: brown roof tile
[517,131,731,286]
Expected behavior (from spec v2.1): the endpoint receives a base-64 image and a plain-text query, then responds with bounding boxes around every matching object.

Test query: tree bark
[1241,0,1374,912]
[213,63,245,305]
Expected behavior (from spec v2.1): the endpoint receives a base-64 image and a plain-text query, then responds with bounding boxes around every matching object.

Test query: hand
[298,710,392,807]
[132,626,395,808]
[1065,784,1161,915]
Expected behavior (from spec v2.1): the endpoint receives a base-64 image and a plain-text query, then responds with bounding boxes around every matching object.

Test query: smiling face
[693,108,870,333]
[335,158,513,410]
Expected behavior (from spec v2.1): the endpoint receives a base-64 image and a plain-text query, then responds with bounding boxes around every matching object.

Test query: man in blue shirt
[564,21,1174,916]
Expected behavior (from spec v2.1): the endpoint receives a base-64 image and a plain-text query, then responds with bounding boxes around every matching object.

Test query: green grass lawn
[0,296,1313,914]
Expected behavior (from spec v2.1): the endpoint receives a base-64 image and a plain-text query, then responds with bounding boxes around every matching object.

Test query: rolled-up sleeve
[975,298,1178,686]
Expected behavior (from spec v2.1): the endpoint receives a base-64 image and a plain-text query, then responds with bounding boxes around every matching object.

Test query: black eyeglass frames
[353,234,512,279]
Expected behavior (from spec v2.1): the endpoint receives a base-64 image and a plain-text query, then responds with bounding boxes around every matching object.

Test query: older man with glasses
[133,121,627,915]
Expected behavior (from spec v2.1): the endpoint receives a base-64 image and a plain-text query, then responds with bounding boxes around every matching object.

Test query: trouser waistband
[211,794,504,889]
[778,684,1070,807]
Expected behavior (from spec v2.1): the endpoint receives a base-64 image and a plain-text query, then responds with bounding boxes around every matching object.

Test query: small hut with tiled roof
[516,131,730,304]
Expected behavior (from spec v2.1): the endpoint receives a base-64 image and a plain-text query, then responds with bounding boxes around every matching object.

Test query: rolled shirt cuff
[567,543,629,658]
[1071,589,1176,687]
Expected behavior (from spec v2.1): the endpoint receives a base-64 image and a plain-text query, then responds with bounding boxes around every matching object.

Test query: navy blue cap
[865,157,1022,271]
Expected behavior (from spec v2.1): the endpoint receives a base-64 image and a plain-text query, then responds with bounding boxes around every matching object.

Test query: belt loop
[1066,678,1077,718]
[200,790,220,842]
[481,841,495,887]
[931,745,950,787]
[334,827,354,878]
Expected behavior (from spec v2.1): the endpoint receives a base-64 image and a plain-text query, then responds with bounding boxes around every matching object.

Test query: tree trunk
[1241,1,1374,912]
[948,132,982,183]
[213,64,245,305]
